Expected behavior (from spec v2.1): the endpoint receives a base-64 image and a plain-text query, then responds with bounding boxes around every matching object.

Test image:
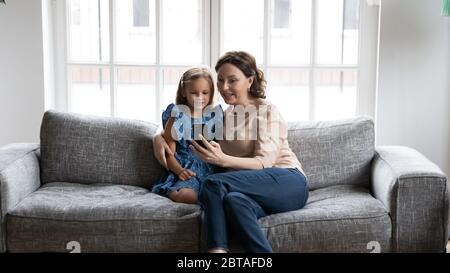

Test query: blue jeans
[199,167,309,253]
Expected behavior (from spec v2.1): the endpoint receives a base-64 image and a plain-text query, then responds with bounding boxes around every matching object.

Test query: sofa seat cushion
[6,182,201,252]
[259,185,392,253]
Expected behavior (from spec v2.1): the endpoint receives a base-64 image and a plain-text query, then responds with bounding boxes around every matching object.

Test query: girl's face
[183,78,212,111]
[217,63,254,106]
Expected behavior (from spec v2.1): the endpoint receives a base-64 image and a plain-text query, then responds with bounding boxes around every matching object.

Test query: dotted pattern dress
[151,103,223,198]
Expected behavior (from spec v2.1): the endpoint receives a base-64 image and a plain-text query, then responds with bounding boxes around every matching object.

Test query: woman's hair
[176,67,215,106]
[215,51,266,99]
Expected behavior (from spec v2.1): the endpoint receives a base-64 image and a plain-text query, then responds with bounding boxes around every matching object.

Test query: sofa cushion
[6,182,201,252]
[200,185,391,253]
[260,185,391,252]
[40,110,164,188]
[288,116,374,190]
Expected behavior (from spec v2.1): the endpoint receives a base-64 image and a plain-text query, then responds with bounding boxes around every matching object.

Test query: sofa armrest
[0,143,41,252]
[371,146,449,252]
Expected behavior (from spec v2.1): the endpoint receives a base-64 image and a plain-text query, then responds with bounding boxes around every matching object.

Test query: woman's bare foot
[208,247,228,253]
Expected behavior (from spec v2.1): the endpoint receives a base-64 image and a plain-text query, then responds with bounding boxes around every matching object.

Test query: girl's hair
[215,51,266,99]
[175,67,215,106]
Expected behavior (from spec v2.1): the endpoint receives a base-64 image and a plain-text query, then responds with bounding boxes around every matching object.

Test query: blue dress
[152,103,223,198]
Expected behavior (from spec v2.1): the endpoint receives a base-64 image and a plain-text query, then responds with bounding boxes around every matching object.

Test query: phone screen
[192,123,209,149]
[194,139,208,149]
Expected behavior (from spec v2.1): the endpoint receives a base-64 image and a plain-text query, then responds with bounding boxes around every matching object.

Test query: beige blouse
[218,99,304,174]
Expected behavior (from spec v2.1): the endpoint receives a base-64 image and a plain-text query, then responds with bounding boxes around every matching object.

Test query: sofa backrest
[40,110,164,188]
[288,116,374,191]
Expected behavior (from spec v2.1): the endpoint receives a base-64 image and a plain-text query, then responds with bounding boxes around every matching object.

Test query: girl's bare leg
[169,188,198,204]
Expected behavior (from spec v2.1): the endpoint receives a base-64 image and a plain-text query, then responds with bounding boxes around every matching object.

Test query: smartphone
[194,139,208,149]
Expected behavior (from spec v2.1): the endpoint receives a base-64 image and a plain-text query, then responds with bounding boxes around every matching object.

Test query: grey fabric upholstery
[288,117,374,191]
[372,146,449,252]
[0,143,41,253]
[1,111,448,252]
[263,185,391,252]
[201,185,391,253]
[7,182,201,252]
[40,110,164,188]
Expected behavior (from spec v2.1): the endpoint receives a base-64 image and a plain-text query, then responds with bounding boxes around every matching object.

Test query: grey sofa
[0,110,448,253]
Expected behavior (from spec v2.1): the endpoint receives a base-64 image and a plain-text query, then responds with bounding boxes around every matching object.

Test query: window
[133,0,149,27]
[65,0,204,122]
[221,0,361,121]
[57,0,378,123]
[273,0,291,29]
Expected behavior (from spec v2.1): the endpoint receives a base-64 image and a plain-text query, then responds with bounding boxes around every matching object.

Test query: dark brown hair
[215,51,266,99]
[175,67,215,106]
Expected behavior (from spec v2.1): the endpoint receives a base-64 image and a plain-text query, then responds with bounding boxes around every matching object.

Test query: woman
[153,51,309,253]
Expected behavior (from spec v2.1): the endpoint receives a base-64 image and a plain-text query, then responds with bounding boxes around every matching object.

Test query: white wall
[376,0,450,177]
[0,0,45,146]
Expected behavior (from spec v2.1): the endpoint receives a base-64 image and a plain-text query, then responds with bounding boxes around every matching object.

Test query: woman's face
[216,63,254,106]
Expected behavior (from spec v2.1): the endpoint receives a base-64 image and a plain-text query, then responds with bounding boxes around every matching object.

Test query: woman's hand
[152,133,173,170]
[189,135,228,167]
[176,169,196,181]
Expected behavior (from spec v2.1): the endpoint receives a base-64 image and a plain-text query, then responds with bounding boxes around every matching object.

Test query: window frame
[214,0,379,120]
[53,0,379,122]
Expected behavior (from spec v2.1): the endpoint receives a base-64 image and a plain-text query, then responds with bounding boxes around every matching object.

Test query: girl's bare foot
[169,188,198,204]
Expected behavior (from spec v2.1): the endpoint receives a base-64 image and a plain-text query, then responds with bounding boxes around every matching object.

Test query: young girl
[152,67,222,204]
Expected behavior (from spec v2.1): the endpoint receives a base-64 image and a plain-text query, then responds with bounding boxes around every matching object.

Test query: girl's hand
[189,135,227,167]
[177,169,196,181]
[153,133,173,170]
